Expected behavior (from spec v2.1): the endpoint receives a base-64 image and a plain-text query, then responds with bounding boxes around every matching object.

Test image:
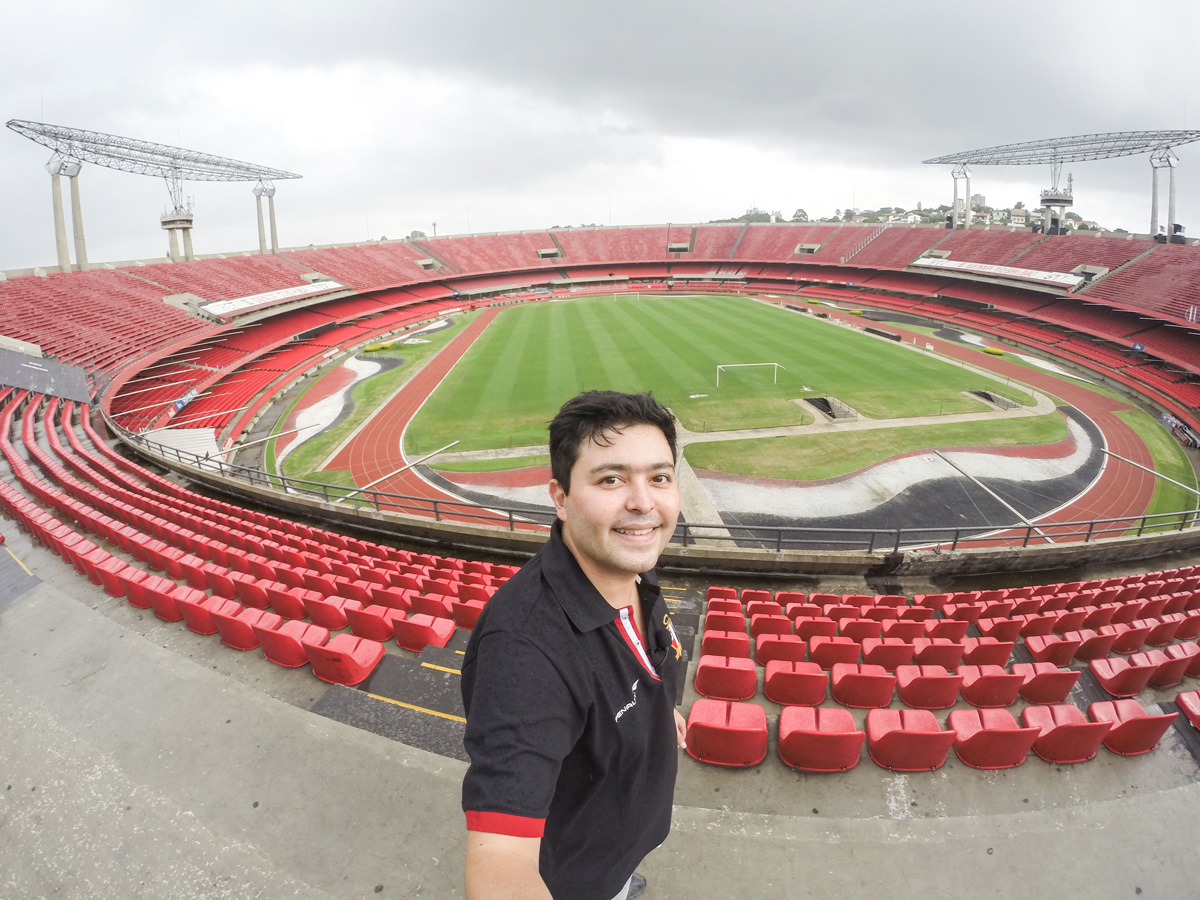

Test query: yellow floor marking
[6,546,33,576]
[421,662,461,675]
[367,693,466,723]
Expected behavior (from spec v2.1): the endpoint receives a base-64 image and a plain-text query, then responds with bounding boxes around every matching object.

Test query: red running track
[322,309,545,529]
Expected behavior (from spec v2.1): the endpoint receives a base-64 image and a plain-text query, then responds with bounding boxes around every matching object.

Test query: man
[461,390,688,900]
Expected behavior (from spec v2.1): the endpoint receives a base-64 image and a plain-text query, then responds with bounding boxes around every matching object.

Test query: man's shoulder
[473,554,565,638]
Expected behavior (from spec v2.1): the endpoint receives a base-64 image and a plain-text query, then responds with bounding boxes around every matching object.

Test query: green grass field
[404,294,1036,457]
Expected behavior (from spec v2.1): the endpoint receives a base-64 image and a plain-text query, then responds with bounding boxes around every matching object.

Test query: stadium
[4,116,1200,899]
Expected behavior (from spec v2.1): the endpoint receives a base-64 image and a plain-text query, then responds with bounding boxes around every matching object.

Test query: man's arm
[674,708,687,749]
[465,831,553,900]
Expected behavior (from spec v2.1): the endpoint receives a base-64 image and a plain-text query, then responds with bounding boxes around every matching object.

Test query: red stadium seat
[701,630,751,659]
[694,655,757,701]
[763,660,828,706]
[958,665,1024,708]
[866,708,957,772]
[685,699,768,767]
[1088,657,1156,698]
[1025,633,1082,666]
[809,635,861,670]
[778,707,864,772]
[305,634,386,685]
[948,708,1039,769]
[393,613,456,652]
[1089,700,1178,755]
[1022,704,1112,764]
[1012,662,1079,704]
[754,633,807,666]
[896,664,962,709]
[831,663,896,708]
[912,637,966,670]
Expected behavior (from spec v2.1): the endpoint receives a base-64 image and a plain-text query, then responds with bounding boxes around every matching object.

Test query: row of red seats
[685,697,1177,770]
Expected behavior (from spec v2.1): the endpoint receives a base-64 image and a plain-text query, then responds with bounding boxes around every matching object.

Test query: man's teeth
[616,527,654,535]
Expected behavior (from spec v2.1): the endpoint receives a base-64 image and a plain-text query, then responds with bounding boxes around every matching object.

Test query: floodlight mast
[923,130,1200,235]
[5,119,300,267]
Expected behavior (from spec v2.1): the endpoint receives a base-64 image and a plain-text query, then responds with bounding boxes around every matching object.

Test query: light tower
[924,130,1200,237]
[6,119,300,267]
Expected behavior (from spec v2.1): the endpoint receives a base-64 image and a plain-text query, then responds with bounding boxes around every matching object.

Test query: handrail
[106,413,1200,554]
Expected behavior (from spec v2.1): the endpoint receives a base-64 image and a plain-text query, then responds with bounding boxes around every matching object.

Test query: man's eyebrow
[587,460,675,475]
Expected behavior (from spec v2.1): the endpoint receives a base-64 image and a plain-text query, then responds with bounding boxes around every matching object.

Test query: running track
[327,299,1160,542]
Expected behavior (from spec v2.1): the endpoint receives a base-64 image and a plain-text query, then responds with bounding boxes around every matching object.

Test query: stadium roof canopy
[5,119,300,182]
[923,130,1200,166]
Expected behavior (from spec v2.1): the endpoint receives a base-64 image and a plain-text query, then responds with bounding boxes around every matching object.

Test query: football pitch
[404,293,1044,458]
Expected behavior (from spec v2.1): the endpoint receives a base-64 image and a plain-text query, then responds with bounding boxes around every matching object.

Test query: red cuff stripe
[465,810,546,838]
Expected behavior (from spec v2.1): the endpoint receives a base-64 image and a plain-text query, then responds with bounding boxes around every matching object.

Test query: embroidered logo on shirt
[665,613,682,661]
[614,679,640,723]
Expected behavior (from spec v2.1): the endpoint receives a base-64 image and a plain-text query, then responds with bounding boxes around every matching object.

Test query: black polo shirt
[461,521,683,900]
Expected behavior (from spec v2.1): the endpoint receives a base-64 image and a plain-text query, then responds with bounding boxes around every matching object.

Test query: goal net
[715,363,784,387]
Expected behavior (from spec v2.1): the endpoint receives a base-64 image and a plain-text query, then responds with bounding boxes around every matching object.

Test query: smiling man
[462,390,687,900]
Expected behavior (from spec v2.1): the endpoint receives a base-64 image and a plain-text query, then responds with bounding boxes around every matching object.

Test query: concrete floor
[4,522,1200,899]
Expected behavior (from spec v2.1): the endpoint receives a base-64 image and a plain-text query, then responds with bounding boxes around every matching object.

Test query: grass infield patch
[432,454,550,473]
[405,294,1036,454]
[685,413,1069,481]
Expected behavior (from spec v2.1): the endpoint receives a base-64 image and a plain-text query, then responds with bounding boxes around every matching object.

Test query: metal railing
[113,419,1200,555]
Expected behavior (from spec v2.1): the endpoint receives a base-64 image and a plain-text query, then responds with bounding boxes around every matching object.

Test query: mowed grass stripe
[406,294,1037,456]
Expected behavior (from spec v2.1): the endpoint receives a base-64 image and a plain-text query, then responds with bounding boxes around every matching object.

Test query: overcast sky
[2,1,1199,271]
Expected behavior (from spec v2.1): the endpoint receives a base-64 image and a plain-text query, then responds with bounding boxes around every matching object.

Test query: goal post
[715,362,784,387]
[619,291,639,301]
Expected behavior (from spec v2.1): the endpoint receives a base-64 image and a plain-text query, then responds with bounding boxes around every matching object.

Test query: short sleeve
[461,630,583,837]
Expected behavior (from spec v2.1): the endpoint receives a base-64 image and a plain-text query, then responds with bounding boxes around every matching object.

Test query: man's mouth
[614,525,657,537]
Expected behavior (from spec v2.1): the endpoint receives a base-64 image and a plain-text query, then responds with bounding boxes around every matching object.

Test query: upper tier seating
[690,224,743,259]
[551,227,673,263]
[283,242,437,291]
[1009,234,1155,274]
[934,229,1047,265]
[843,227,947,269]
[1082,243,1200,324]
[410,233,561,274]
[121,255,314,301]
[732,224,839,260]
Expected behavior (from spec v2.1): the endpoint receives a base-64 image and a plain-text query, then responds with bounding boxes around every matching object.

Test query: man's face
[549,423,680,584]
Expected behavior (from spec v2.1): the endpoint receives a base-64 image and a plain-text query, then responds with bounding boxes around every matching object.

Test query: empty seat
[694,655,757,701]
[393,613,456,652]
[749,613,792,639]
[1131,648,1190,688]
[701,629,751,659]
[1088,657,1156,698]
[1089,699,1178,755]
[976,617,1022,642]
[685,699,768,766]
[896,664,962,709]
[763,660,828,706]
[174,590,224,635]
[838,618,883,643]
[1025,633,1082,666]
[305,633,386,685]
[1014,612,1058,637]
[961,637,1014,667]
[450,597,488,629]
[745,600,784,619]
[778,707,864,772]
[211,604,276,651]
[831,663,896,708]
[861,637,915,672]
[809,636,861,670]
[1175,689,1200,730]
[959,665,1024,708]
[704,610,746,633]
[1164,641,1200,678]
[948,708,1040,769]
[912,637,966,670]
[706,598,742,614]
[740,588,772,606]
[793,617,839,642]
[345,602,406,640]
[1021,704,1112,763]
[881,620,925,641]
[1098,622,1150,656]
[1012,662,1080,704]
[755,633,807,666]
[705,586,738,602]
[923,619,969,641]
[255,620,330,667]
[866,708,957,771]
[303,594,353,630]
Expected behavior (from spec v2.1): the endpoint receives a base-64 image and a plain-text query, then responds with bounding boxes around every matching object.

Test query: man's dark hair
[549,390,677,493]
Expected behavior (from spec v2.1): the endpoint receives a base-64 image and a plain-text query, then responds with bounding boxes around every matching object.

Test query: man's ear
[548,479,568,522]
